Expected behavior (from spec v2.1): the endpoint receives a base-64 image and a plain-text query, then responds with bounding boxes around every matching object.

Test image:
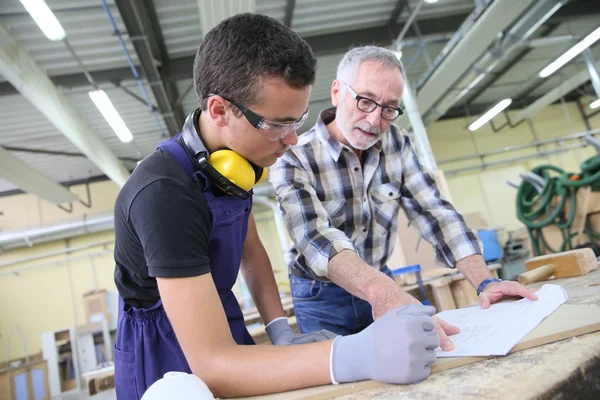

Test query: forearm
[455,254,492,288]
[194,340,332,398]
[328,250,417,306]
[241,247,285,324]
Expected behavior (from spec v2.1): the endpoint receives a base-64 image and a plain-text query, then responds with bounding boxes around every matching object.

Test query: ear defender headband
[181,110,266,200]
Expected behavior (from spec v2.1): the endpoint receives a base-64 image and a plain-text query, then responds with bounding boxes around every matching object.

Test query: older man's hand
[371,288,461,351]
[479,280,538,309]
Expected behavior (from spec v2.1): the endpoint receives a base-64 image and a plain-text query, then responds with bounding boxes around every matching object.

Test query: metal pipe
[403,77,438,171]
[584,135,600,153]
[507,180,520,189]
[0,212,114,253]
[527,34,577,47]
[438,128,600,165]
[519,172,544,192]
[393,0,425,48]
[583,49,600,99]
[0,249,112,277]
[445,142,586,176]
[0,239,114,269]
[253,196,290,255]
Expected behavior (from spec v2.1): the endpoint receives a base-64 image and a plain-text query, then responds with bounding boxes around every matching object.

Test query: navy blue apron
[114,133,255,399]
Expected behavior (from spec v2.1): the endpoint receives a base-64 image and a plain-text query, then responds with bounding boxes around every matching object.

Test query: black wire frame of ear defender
[180,109,264,200]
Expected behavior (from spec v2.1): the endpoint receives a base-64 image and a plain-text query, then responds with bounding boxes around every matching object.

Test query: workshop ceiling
[0,0,598,198]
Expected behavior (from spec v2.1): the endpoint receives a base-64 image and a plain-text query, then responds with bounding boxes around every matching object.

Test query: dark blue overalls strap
[157,134,195,179]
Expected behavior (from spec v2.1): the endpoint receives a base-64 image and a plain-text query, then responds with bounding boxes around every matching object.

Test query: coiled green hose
[516,154,600,256]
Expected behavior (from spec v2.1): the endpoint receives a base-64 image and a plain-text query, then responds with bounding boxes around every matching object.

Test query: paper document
[435,284,568,357]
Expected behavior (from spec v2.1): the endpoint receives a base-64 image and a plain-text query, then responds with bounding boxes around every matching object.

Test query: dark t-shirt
[113,146,213,308]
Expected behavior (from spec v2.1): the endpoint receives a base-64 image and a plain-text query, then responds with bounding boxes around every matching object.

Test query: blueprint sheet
[435,284,568,357]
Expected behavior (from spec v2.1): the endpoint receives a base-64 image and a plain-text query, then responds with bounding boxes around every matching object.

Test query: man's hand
[265,317,338,346]
[479,280,538,309]
[371,286,460,351]
[331,304,439,385]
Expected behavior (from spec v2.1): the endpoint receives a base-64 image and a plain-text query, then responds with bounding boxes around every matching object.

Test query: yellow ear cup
[208,150,255,191]
[256,167,268,184]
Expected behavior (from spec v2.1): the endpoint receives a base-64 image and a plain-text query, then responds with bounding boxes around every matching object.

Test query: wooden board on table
[241,304,600,400]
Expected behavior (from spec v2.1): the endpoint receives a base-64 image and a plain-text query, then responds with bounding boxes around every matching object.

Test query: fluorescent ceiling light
[393,50,403,60]
[539,27,600,78]
[591,99,600,109]
[89,90,134,143]
[468,98,513,131]
[19,0,66,41]
[424,0,439,3]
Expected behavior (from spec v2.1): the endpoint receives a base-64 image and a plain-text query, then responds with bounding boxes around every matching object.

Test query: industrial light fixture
[591,99,600,109]
[539,27,600,78]
[468,98,513,131]
[19,0,66,41]
[88,90,134,143]
[424,0,439,3]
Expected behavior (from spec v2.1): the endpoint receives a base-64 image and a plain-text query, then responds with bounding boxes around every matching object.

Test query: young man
[270,46,537,350]
[113,16,439,399]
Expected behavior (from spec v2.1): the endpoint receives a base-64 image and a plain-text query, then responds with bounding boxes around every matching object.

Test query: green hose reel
[516,153,600,256]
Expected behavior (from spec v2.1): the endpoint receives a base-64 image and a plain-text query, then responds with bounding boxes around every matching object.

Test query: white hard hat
[141,372,215,400]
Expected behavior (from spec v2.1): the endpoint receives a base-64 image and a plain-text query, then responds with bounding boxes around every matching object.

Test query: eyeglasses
[343,83,403,121]
[205,94,309,141]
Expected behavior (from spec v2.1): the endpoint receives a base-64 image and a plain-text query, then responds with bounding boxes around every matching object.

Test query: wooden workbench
[247,269,600,400]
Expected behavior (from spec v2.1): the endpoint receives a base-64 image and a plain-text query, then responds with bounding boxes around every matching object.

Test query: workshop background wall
[0,100,597,362]
[430,101,599,232]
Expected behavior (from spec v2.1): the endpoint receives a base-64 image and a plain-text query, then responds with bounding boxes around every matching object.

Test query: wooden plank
[240,303,600,400]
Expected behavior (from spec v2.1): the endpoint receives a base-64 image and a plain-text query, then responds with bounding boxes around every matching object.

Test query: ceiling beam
[283,0,296,28]
[0,147,78,204]
[144,0,186,128]
[462,23,561,106]
[0,12,470,96]
[441,92,581,121]
[0,174,114,198]
[389,0,408,25]
[513,68,592,123]
[397,0,539,129]
[114,0,184,136]
[547,0,600,22]
[0,23,130,189]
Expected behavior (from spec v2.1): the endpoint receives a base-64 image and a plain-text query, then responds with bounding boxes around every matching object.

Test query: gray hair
[336,46,405,84]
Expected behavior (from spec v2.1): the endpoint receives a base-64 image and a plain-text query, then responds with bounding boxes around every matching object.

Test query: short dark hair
[194,13,317,110]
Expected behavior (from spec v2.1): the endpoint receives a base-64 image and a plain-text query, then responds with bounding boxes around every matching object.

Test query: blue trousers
[291,266,395,336]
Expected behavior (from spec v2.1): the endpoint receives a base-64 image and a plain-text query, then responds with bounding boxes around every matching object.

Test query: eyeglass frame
[342,82,404,121]
[203,94,309,141]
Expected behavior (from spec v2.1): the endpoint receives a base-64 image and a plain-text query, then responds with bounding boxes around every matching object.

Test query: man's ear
[331,80,342,107]
[206,96,229,127]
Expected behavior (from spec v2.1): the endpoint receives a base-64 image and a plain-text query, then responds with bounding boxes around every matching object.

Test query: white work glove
[265,317,338,346]
[330,304,439,385]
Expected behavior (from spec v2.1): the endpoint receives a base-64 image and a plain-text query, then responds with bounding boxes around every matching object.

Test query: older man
[270,45,537,350]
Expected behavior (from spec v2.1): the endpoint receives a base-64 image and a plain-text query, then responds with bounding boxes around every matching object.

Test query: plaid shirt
[269,108,482,281]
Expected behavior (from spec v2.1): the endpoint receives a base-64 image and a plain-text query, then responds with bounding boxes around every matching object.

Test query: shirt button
[389,192,393,196]
[362,228,367,232]
[354,167,359,172]
[363,198,366,202]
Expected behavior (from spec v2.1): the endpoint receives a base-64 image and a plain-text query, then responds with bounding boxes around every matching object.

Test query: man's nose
[281,130,298,146]
[365,108,382,128]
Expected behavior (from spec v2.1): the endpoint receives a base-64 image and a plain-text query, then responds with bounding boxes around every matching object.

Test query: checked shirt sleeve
[397,132,482,267]
[269,152,357,280]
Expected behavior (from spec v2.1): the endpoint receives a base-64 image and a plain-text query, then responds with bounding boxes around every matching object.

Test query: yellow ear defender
[207,150,266,191]
[180,108,266,200]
